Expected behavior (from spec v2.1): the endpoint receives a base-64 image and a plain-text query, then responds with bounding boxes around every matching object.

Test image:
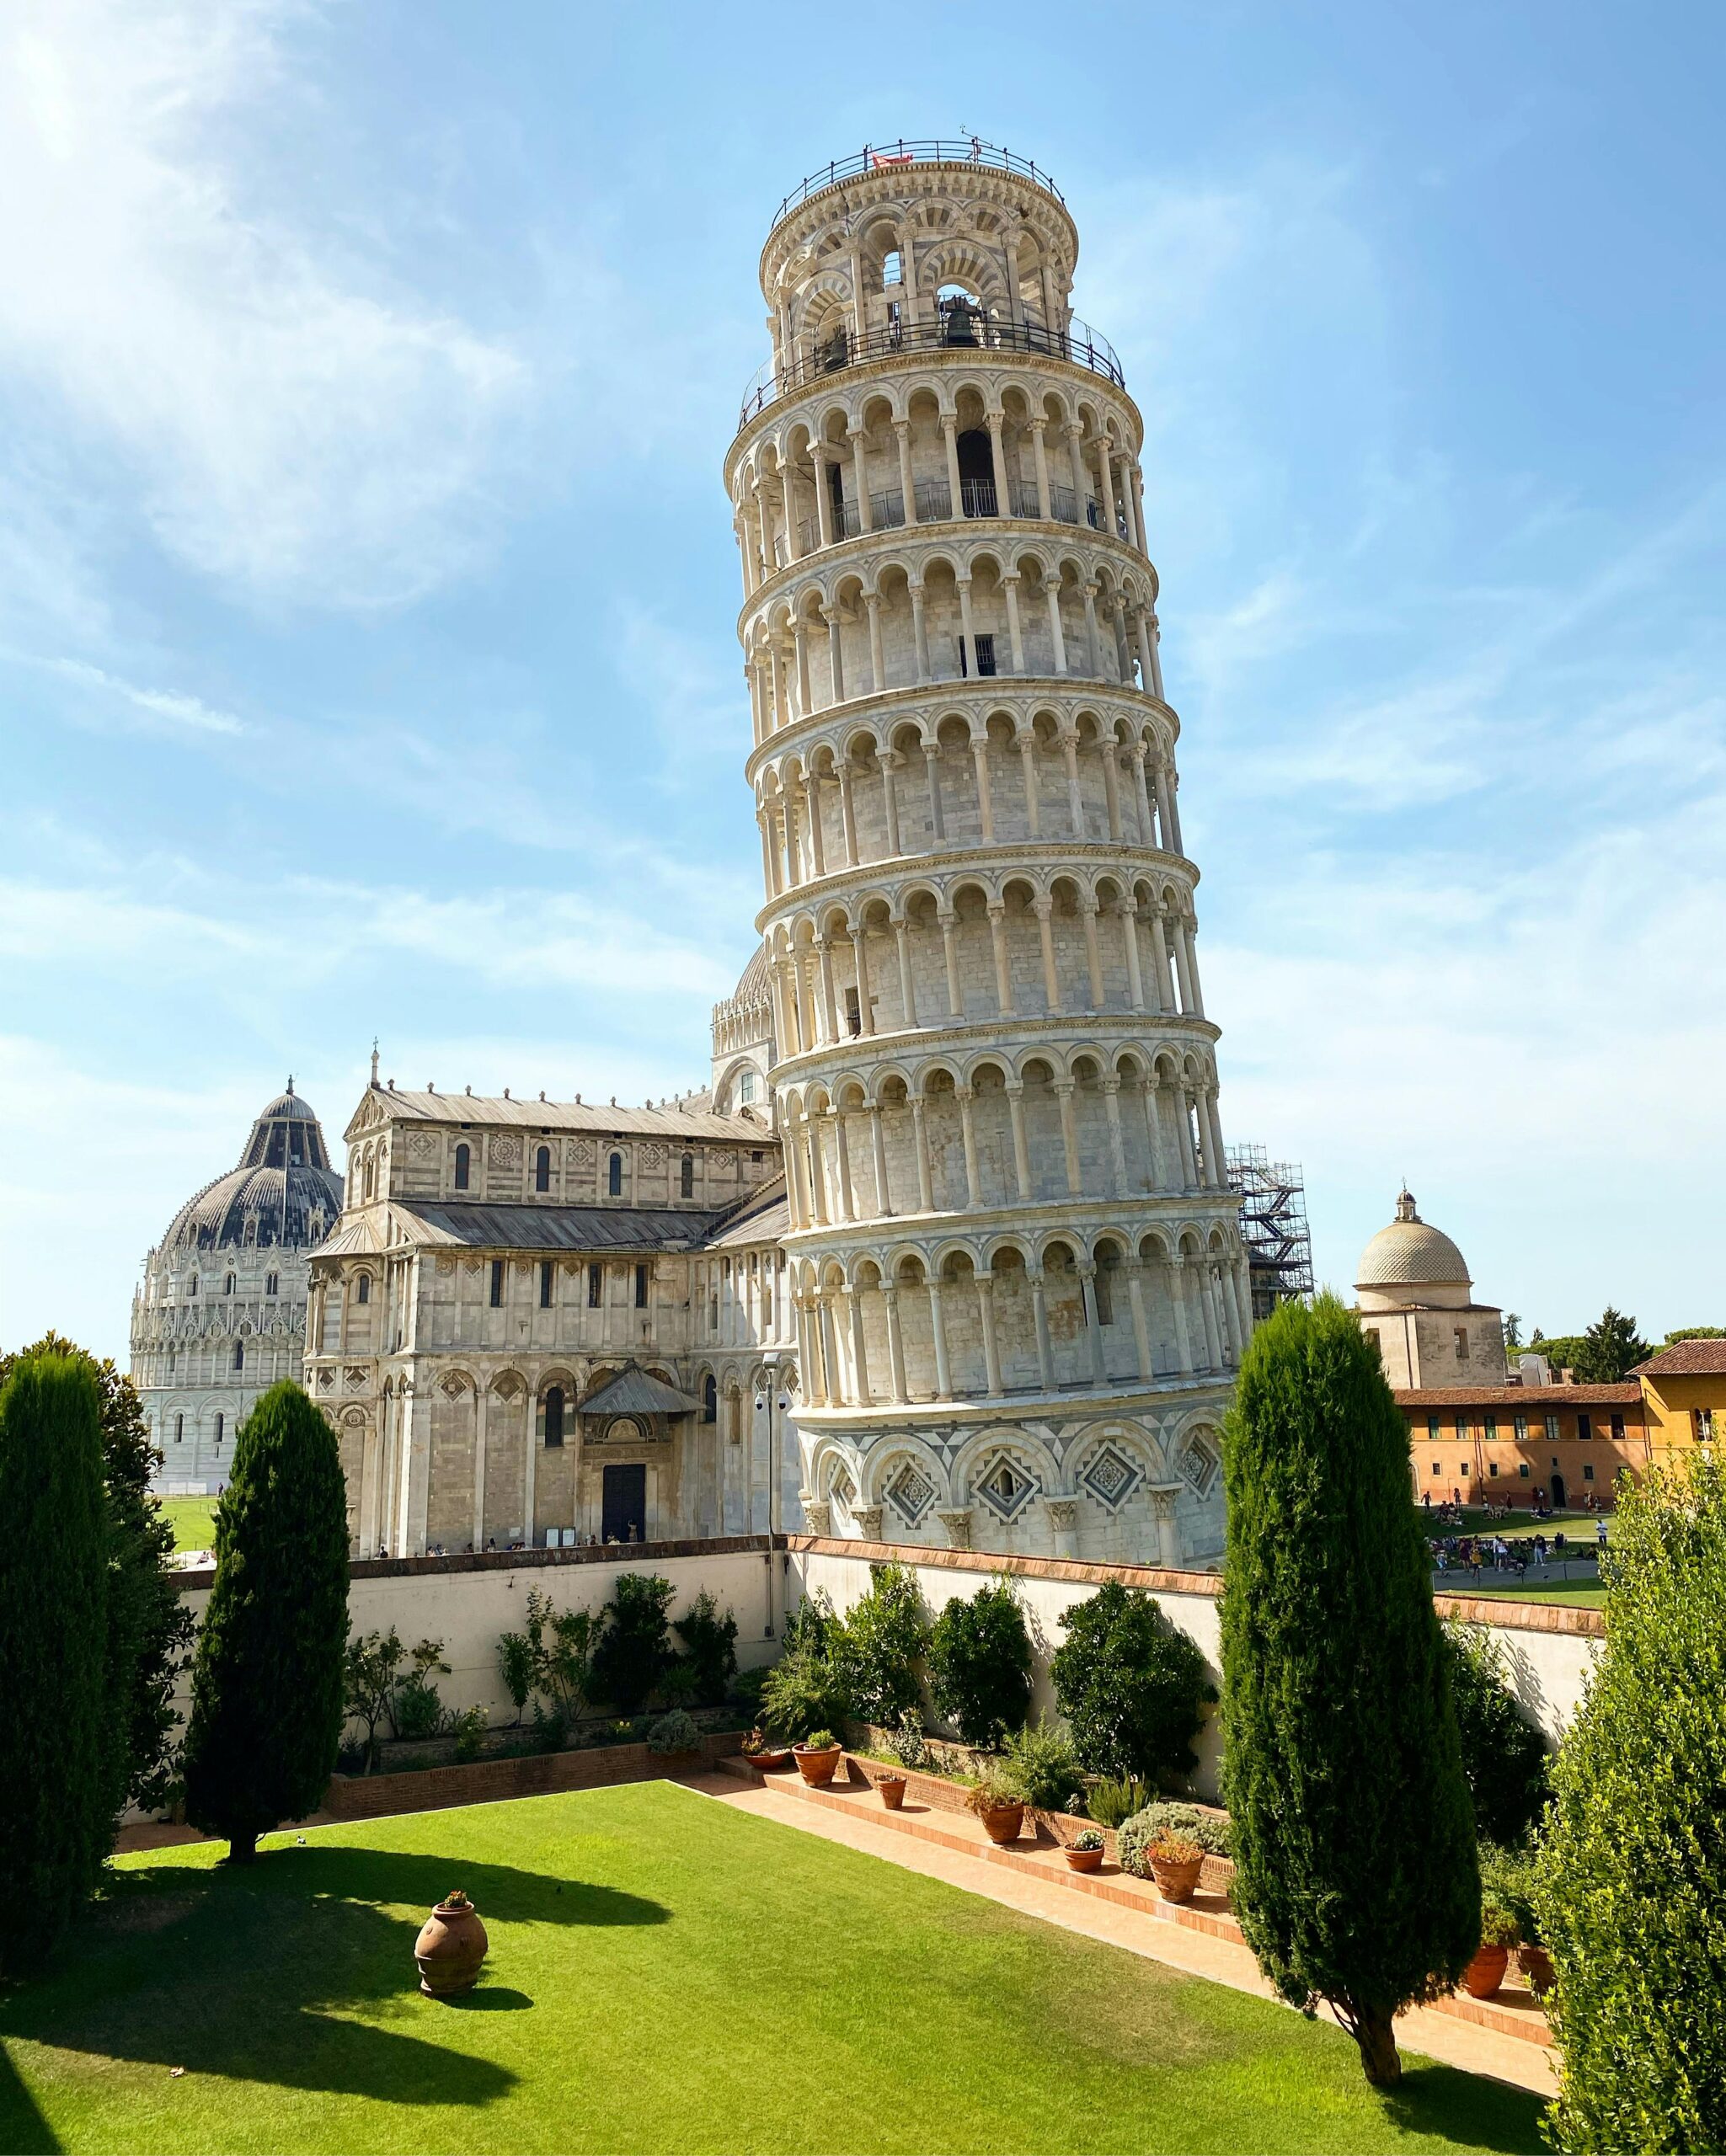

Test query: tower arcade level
[726,143,1246,1564]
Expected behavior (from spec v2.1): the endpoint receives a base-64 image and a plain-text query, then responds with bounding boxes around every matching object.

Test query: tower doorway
[956,428,996,516]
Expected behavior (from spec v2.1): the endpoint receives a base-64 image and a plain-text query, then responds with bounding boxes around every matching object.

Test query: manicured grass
[156,1497,217,1555]
[1,1785,1544,2156]
[1439,1581,1606,1608]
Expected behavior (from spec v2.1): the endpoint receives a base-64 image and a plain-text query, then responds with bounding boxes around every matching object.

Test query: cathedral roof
[577,1364,704,1418]
[349,1088,771,1145]
[703,1174,788,1249]
[1356,1187,1472,1294]
[158,1083,344,1255]
[382,1200,729,1252]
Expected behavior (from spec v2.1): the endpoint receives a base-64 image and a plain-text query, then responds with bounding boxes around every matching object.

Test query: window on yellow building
[1578,1413,1593,1440]
[1546,1414,1560,1442]
[1488,1461,1499,1477]
[1611,1412,1625,1441]
[1584,1463,1595,1482]
[1483,1413,1497,1441]
[1519,1463,1531,1479]
[1697,1409,1715,1441]
[1514,1414,1528,1440]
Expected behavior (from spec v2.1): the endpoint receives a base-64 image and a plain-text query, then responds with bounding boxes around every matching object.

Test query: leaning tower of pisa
[727,141,1249,1566]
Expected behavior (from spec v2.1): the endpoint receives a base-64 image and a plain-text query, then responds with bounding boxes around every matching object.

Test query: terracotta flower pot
[979,1801,1024,1846]
[877,1775,907,1811]
[1064,1845,1104,1873]
[1148,1852,1204,1904]
[1462,1942,1510,1999]
[1517,1944,1555,1999]
[794,1742,842,1787]
[747,1746,792,1773]
[414,1894,489,1999]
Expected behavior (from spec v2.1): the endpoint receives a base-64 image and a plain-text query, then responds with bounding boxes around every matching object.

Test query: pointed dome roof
[1356,1188,1472,1294]
[159,1081,345,1254]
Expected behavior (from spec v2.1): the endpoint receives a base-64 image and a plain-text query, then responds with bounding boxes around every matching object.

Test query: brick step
[725,1756,1553,2049]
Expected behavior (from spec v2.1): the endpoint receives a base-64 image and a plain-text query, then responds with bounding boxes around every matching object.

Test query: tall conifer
[182,1381,350,1861]
[1220,1293,1478,2086]
[0,1352,110,1973]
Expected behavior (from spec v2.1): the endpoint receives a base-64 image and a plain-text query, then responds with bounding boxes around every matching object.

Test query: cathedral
[149,145,1254,1566]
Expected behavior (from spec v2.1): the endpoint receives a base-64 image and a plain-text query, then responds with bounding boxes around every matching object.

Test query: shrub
[728,1666,770,1724]
[1083,1775,1153,1830]
[0,1351,110,1975]
[1074,1829,1104,1852]
[182,1382,350,1864]
[590,1573,675,1713]
[657,1659,701,1708]
[803,1728,839,1752]
[1478,1840,1539,1948]
[450,1707,487,1764]
[1051,1580,1216,1790]
[761,1645,852,1744]
[927,1579,1032,1747]
[671,1590,738,1705]
[889,1712,932,1770]
[1220,1294,1478,2088]
[1537,1453,1726,2152]
[1442,1621,1549,1846]
[842,1562,929,1725]
[392,1645,452,1742]
[646,1710,701,1756]
[496,1628,537,1725]
[344,1629,408,1769]
[999,1718,1085,1812]
[1119,1802,1232,1875]
[965,1763,1021,1814]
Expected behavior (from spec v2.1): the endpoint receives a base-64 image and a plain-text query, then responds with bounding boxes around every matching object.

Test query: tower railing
[739,312,1124,429]
[771,140,1065,227]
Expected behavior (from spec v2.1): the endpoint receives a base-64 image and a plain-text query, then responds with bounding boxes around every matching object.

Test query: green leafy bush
[1051,1580,1216,1790]
[761,1645,852,1744]
[1537,1453,1726,2153]
[999,1718,1084,1812]
[889,1713,931,1770]
[1082,1775,1153,1830]
[671,1590,738,1705]
[450,1706,486,1764]
[803,1729,839,1752]
[591,1573,675,1713]
[1442,1621,1549,1846]
[1119,1802,1232,1875]
[927,1579,1032,1746]
[728,1666,770,1724]
[646,1710,701,1755]
[842,1563,929,1724]
[1478,1842,1540,1948]
[1219,1294,1478,2088]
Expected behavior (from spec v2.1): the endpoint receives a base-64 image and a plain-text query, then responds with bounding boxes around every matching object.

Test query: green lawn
[156,1497,217,1555]
[1439,1581,1606,1608]
[0,1785,1544,2156]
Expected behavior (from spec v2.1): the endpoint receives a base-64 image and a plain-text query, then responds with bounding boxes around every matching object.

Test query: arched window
[454,1142,470,1191]
[232,1342,244,1371]
[364,1155,376,1199]
[174,1413,184,1442]
[608,1151,623,1197]
[680,1153,694,1199]
[265,1272,278,1297]
[703,1374,717,1425]
[544,1385,565,1448]
[224,1272,236,1295]
[356,1274,371,1305]
[189,1277,198,1298]
[535,1145,551,1193]
[214,1413,224,1445]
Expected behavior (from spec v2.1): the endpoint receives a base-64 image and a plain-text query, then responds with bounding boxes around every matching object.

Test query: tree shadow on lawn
[1381,2060,1549,2155]
[1,1845,665,2123]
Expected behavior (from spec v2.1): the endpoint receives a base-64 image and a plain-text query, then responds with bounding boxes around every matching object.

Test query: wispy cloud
[27,654,244,734]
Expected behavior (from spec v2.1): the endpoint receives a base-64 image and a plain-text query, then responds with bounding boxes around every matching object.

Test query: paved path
[686,1769,1558,2101]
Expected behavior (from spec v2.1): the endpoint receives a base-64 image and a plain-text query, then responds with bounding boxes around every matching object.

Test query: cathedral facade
[300,143,1247,1566]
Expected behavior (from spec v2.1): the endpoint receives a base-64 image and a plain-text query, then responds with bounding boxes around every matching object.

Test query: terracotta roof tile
[1634,1338,1726,1377]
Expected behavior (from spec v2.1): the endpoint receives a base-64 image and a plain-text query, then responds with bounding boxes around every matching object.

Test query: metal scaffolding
[1226,1145,1314,1320]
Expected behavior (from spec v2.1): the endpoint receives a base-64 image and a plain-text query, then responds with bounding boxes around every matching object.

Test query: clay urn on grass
[414,1891,489,1999]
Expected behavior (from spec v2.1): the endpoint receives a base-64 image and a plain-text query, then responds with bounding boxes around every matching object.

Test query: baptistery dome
[131,1081,345,1499]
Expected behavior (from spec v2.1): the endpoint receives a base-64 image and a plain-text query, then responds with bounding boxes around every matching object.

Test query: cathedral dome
[159,1082,344,1254]
[1355,1188,1472,1309]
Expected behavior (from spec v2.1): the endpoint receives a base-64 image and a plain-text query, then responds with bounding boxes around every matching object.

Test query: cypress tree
[182,1380,350,1862]
[1220,1293,1479,2087]
[0,1352,110,1974]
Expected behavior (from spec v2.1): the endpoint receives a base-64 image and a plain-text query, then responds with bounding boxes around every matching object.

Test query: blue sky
[3,0,1723,1362]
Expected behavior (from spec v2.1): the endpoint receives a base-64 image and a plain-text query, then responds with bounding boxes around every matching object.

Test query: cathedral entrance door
[603,1461,647,1544]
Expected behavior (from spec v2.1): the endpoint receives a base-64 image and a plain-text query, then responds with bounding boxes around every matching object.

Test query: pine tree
[181,1381,350,1861]
[1573,1307,1652,1383]
[1537,1454,1726,2153]
[0,1335,192,1818]
[0,1352,111,1973]
[1220,1293,1479,2087]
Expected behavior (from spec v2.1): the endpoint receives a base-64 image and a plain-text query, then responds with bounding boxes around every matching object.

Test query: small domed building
[1355,1188,1507,1388]
[130,1083,345,1492]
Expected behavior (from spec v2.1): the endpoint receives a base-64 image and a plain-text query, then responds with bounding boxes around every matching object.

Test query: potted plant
[793,1728,844,1786]
[1462,1901,1520,1998]
[741,1727,792,1773]
[875,1767,908,1811]
[965,1763,1025,1846]
[1065,1828,1105,1874]
[413,1890,489,1999]
[1144,1830,1205,1904]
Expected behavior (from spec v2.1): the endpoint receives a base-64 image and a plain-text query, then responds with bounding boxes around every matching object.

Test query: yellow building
[1632,1339,1726,1460]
